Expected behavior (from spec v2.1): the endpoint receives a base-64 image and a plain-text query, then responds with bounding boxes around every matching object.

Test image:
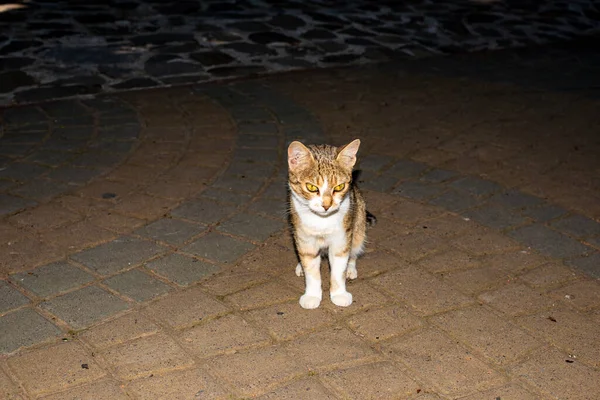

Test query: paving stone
[217,212,284,241]
[0,281,30,313]
[386,159,428,178]
[379,229,449,262]
[257,378,337,400]
[182,232,255,264]
[417,248,481,273]
[478,283,555,316]
[78,312,159,350]
[170,198,237,224]
[519,262,578,288]
[346,304,423,342]
[144,252,220,286]
[10,261,94,298]
[234,147,280,164]
[103,269,172,302]
[134,218,206,246]
[547,280,600,311]
[565,253,600,278]
[0,308,61,354]
[429,189,482,212]
[420,168,459,183]
[393,180,446,200]
[357,173,399,192]
[463,203,529,230]
[0,193,37,216]
[247,197,288,219]
[70,236,166,276]
[521,203,568,222]
[489,189,544,209]
[40,285,130,329]
[356,154,395,172]
[550,214,600,238]
[10,178,70,200]
[458,383,541,400]
[7,341,106,397]
[237,121,279,136]
[449,176,503,197]
[226,280,298,311]
[39,380,130,400]
[508,224,592,259]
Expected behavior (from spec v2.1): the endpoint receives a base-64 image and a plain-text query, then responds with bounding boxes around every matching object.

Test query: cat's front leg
[328,244,352,307]
[297,249,322,309]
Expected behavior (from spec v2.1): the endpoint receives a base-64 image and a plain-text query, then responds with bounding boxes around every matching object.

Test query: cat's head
[287,139,360,216]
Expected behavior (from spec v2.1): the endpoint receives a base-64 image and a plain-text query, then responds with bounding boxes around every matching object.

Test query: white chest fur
[291,193,350,238]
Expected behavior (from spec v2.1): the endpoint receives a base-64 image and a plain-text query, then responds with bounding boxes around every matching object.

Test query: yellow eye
[333,183,345,192]
[306,183,319,193]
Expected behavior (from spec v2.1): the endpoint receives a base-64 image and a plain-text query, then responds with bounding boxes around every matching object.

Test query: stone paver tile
[321,280,391,315]
[354,249,409,277]
[7,341,106,397]
[458,383,541,400]
[517,306,600,368]
[512,347,600,400]
[206,346,304,398]
[0,308,62,354]
[245,302,332,341]
[135,218,206,245]
[508,224,592,259]
[370,267,473,316]
[71,236,166,276]
[550,214,600,238]
[0,281,30,313]
[519,263,579,288]
[347,304,422,342]
[211,174,266,194]
[384,328,505,397]
[384,198,447,225]
[99,333,194,380]
[387,159,427,178]
[10,261,94,298]
[143,286,230,329]
[0,236,64,276]
[431,305,541,366]
[257,378,337,400]
[235,241,300,275]
[180,314,270,358]
[0,367,23,399]
[201,270,271,296]
[379,230,449,262]
[7,203,81,231]
[40,285,130,329]
[479,250,547,274]
[478,283,555,316]
[145,252,220,286]
[489,189,544,210]
[322,361,420,400]
[225,280,298,311]
[102,269,172,302]
[79,312,159,350]
[181,232,255,264]
[566,252,600,279]
[419,213,475,238]
[217,212,284,241]
[87,211,146,233]
[112,193,174,220]
[0,193,37,216]
[144,179,199,200]
[430,189,481,212]
[420,168,459,183]
[417,248,480,274]
[126,367,229,400]
[39,380,129,400]
[441,266,511,295]
[451,229,521,256]
[521,203,568,223]
[170,198,236,224]
[58,194,111,217]
[39,220,117,251]
[546,280,600,311]
[285,326,378,370]
[76,180,135,201]
[393,180,446,200]
[449,176,503,197]
[463,203,529,230]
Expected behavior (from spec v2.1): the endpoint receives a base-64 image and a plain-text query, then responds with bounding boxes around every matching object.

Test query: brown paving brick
[366,217,407,243]
[225,280,298,311]
[142,286,230,328]
[144,179,202,200]
[451,229,521,256]
[206,346,304,398]
[383,327,506,397]
[322,280,391,315]
[99,333,194,380]
[361,190,400,215]
[7,341,106,397]
[440,265,511,295]
[430,305,541,366]
[76,180,136,201]
[78,312,160,350]
[517,305,600,368]
[104,164,163,184]
[58,195,112,217]
[409,147,457,166]
[163,165,219,185]
[0,235,64,275]
[458,383,541,400]
[370,267,473,316]
[236,244,300,275]
[355,249,409,277]
[420,214,477,238]
[322,361,420,400]
[478,283,555,316]
[201,269,271,296]
[384,199,447,225]
[180,314,270,358]
[245,302,333,341]
[270,229,295,250]
[257,378,338,400]
[285,326,378,370]
[547,279,600,311]
[512,347,600,400]
[346,304,423,342]
[379,230,450,262]
[39,220,117,251]
[87,211,146,233]
[126,367,229,400]
[519,263,579,288]
[8,204,82,231]
[39,379,129,400]
[417,248,480,274]
[479,251,548,274]
[112,193,174,220]
[0,365,23,399]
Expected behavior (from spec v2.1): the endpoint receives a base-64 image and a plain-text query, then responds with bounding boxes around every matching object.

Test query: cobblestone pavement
[1,43,600,399]
[1,0,600,105]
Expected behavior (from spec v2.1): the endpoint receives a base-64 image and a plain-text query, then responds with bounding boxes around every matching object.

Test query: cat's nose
[323,204,331,211]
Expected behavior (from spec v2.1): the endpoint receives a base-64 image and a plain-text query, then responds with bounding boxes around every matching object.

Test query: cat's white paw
[299,295,321,309]
[295,263,304,277]
[346,266,357,280]
[331,292,353,307]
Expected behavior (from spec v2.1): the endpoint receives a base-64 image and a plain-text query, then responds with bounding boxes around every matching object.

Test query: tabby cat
[287,139,374,309]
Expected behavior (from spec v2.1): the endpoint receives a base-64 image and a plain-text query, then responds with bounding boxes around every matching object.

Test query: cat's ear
[288,141,313,171]
[336,139,361,169]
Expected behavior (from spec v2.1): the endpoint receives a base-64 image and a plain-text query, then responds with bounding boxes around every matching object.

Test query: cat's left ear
[336,139,361,169]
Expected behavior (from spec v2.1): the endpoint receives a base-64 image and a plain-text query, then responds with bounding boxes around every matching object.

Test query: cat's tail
[366,210,377,228]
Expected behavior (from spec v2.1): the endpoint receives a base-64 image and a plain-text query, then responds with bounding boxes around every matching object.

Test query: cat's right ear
[288,141,313,171]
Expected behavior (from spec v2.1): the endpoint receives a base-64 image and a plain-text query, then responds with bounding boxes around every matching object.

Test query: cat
[287,139,375,309]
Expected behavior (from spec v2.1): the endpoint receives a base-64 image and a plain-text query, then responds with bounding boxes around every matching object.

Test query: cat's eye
[306,183,319,193]
[333,183,345,192]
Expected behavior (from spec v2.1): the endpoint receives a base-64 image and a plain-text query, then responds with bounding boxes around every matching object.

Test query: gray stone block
[103,269,172,302]
[393,181,446,200]
[145,253,220,286]
[237,134,279,149]
[211,174,266,194]
[226,160,275,178]
[0,194,37,216]
[0,308,61,354]
[489,189,544,209]
[550,214,600,239]
[237,121,279,135]
[217,212,284,241]
[71,237,166,276]
[356,172,398,192]
[261,182,288,201]
[521,204,568,222]
[449,176,502,197]
[234,148,280,165]
[97,125,140,141]
[565,253,600,279]
[585,236,600,250]
[508,224,592,259]
[0,281,30,313]
[171,198,237,224]
[356,154,395,172]
[134,218,206,246]
[199,188,253,205]
[41,286,130,329]
[386,159,428,179]
[0,162,48,181]
[420,168,459,183]
[10,261,94,298]
[463,204,529,230]
[247,198,288,220]
[182,232,255,264]
[41,100,90,119]
[429,189,481,212]
[47,167,100,184]
[229,106,272,122]
[10,178,70,200]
